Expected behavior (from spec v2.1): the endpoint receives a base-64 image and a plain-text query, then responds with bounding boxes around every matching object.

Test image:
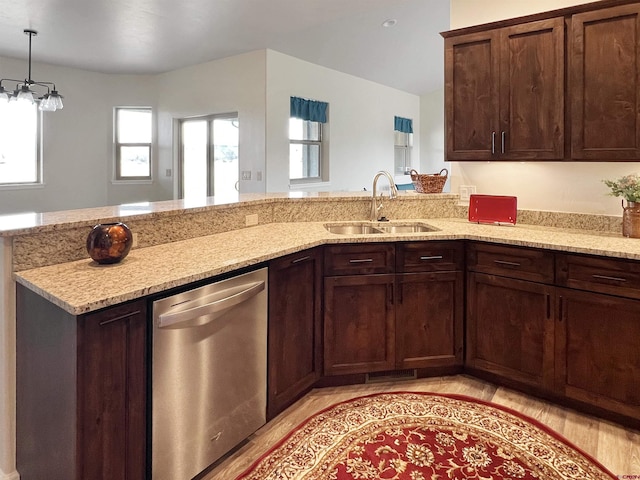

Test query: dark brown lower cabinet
[323,242,464,377]
[466,272,555,391]
[324,273,396,375]
[468,244,640,426]
[396,271,463,369]
[556,287,640,421]
[16,285,147,480]
[77,301,147,480]
[267,248,322,419]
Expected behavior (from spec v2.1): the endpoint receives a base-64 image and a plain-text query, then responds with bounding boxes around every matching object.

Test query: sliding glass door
[179,113,239,199]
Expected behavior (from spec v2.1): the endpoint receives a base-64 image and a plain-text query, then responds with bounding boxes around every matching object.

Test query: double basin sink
[325,221,439,235]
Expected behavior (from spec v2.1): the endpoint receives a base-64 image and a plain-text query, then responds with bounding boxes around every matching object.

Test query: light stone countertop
[13,218,640,316]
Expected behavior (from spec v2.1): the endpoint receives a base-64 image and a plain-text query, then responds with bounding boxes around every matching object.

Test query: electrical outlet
[131,232,139,248]
[459,185,477,202]
[165,169,172,177]
[245,214,259,226]
[256,171,262,181]
[241,171,252,181]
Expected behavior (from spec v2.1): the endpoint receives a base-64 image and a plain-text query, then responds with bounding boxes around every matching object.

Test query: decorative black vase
[86,222,133,264]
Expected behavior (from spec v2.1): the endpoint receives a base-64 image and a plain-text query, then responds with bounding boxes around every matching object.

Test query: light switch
[241,171,251,181]
[459,185,476,202]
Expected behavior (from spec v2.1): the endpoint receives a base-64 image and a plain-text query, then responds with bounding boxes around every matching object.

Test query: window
[394,116,413,176]
[289,118,322,180]
[394,131,413,175]
[0,100,41,185]
[289,96,329,184]
[115,107,152,181]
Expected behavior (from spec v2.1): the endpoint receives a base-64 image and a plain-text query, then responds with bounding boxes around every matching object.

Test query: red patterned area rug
[236,392,616,480]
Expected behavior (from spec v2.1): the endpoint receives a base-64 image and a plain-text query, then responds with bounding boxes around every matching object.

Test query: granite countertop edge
[14,218,640,316]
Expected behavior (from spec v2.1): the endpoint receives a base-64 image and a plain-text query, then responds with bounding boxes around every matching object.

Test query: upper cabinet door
[445,31,500,161]
[571,4,640,160]
[444,18,564,161]
[499,18,565,160]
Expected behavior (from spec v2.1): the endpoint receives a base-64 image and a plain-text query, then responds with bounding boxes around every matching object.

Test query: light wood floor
[203,375,640,479]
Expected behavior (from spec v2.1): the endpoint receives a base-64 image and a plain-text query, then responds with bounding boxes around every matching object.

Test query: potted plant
[603,174,640,237]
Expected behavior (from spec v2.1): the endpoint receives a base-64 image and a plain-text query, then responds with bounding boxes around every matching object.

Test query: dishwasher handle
[157,280,265,329]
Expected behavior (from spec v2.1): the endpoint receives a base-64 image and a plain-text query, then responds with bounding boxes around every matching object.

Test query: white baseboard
[0,468,19,480]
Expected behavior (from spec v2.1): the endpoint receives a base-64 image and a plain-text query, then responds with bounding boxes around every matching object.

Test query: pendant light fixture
[0,29,64,111]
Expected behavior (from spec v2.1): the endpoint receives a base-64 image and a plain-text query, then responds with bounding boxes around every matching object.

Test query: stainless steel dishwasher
[151,267,267,480]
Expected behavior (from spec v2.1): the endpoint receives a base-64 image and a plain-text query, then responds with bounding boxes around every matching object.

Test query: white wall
[0,57,161,215]
[155,50,268,195]
[265,50,421,192]
[1,48,418,213]
[420,88,448,191]
[448,0,637,216]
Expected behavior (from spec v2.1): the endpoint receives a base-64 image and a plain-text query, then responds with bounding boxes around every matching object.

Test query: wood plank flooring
[202,375,640,479]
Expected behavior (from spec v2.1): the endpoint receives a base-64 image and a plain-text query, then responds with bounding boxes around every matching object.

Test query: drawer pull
[291,255,311,264]
[420,255,443,261]
[349,258,374,264]
[494,260,521,267]
[591,274,627,283]
[99,310,141,326]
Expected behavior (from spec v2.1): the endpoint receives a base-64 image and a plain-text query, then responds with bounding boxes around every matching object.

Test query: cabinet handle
[494,260,521,267]
[558,296,563,322]
[349,258,373,264]
[546,294,550,319]
[491,131,496,155]
[591,274,627,283]
[501,131,506,154]
[99,310,141,326]
[291,255,311,264]
[420,255,443,261]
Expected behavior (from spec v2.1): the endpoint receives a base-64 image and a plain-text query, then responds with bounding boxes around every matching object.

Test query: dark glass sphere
[86,222,133,264]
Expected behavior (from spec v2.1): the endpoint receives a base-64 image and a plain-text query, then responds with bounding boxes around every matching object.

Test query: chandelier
[0,29,64,111]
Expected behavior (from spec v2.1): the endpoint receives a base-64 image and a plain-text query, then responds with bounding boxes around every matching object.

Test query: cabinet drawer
[467,242,554,283]
[324,244,395,275]
[396,241,463,273]
[557,253,640,299]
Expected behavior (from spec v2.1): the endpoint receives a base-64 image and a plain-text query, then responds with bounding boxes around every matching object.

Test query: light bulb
[49,91,63,110]
[39,94,56,111]
[16,86,34,104]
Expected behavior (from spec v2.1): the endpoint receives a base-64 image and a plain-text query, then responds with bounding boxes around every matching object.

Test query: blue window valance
[394,116,413,134]
[290,96,328,123]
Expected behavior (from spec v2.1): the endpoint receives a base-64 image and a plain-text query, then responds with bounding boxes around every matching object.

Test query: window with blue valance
[394,116,413,134]
[290,96,328,123]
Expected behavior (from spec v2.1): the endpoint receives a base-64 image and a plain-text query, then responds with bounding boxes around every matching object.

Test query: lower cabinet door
[324,274,396,375]
[77,300,147,480]
[556,288,640,420]
[268,248,322,419]
[466,272,555,390]
[396,271,463,369]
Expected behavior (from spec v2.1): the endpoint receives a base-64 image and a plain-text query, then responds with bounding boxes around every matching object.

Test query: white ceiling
[0,0,450,96]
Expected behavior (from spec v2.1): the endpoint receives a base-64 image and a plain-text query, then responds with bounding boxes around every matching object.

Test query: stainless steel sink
[324,223,384,234]
[324,222,439,235]
[376,224,439,233]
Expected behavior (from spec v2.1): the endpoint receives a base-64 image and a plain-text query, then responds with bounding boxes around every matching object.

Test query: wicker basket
[410,168,448,193]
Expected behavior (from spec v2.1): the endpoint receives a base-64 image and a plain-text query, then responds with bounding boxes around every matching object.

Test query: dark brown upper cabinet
[445,18,564,161]
[571,3,640,160]
[443,0,640,162]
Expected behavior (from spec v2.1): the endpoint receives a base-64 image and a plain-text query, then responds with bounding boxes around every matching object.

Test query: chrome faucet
[370,170,398,221]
